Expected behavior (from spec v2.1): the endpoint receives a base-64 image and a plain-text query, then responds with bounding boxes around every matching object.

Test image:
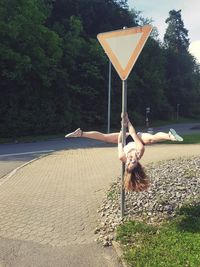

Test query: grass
[162,133,200,145]
[116,204,200,267]
[0,120,199,144]
[150,117,200,127]
[0,133,199,144]
[107,188,118,200]
[181,133,200,144]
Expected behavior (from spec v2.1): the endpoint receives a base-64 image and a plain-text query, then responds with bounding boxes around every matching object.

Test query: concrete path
[0,142,199,266]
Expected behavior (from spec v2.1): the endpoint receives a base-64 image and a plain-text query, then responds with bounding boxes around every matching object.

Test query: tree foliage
[0,3,199,138]
[164,9,200,118]
[164,10,189,52]
[0,0,63,136]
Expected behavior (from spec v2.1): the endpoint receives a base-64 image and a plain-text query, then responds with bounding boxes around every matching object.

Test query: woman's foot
[65,128,82,138]
[169,128,183,142]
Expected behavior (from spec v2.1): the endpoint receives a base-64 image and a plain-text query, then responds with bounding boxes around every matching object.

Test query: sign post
[121,79,127,216]
[97,25,152,217]
[107,60,112,133]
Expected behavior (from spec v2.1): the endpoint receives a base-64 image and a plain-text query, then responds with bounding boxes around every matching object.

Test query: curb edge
[0,153,52,186]
[112,241,129,267]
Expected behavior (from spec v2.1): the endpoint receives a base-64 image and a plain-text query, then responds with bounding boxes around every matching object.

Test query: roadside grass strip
[163,133,200,144]
[116,204,200,267]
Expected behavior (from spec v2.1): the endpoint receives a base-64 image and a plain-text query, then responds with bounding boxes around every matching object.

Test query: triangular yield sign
[97,25,153,80]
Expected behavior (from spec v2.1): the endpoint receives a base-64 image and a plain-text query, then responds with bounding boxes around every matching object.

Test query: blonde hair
[124,162,149,192]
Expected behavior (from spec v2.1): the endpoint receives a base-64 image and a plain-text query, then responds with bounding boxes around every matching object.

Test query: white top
[123,141,136,156]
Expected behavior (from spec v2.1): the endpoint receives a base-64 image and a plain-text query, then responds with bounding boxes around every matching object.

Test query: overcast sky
[127,0,200,62]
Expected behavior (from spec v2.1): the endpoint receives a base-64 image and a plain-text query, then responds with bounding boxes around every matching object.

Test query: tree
[163,9,200,118]
[57,16,109,129]
[47,0,138,130]
[3,1,198,138]
[0,0,62,136]
[127,37,171,123]
[164,9,189,52]
[48,0,137,38]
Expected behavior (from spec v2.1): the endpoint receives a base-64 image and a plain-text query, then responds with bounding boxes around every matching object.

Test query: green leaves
[164,9,189,52]
[0,0,63,136]
[0,3,200,137]
[163,10,200,118]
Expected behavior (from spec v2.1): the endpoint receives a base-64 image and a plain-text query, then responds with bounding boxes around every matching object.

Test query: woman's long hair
[124,162,150,192]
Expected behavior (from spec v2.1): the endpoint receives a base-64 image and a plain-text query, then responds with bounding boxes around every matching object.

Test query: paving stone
[0,143,199,266]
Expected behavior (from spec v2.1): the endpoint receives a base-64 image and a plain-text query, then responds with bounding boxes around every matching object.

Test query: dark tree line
[0,1,199,138]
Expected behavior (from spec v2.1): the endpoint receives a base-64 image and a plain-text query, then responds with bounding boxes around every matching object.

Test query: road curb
[0,153,52,187]
[112,241,129,267]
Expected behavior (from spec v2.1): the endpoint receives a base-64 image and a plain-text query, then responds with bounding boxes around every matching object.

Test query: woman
[65,114,183,192]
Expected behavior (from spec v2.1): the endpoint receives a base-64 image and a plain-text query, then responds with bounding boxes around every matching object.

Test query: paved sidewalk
[0,142,199,266]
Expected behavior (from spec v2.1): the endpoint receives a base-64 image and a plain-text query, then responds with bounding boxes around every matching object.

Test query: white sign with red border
[97,25,153,80]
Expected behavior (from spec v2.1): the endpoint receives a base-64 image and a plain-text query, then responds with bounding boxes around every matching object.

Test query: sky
[127,0,200,63]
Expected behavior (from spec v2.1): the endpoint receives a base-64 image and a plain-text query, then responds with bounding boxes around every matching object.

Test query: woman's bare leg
[65,128,121,144]
[152,132,172,143]
[66,128,182,145]
[138,132,176,145]
[82,131,120,144]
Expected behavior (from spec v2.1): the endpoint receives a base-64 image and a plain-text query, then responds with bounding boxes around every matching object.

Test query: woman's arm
[126,116,145,159]
[118,131,126,162]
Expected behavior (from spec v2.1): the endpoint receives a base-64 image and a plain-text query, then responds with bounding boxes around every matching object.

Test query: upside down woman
[65,113,183,192]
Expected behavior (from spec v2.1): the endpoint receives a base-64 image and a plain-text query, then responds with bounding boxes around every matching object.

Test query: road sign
[97,25,153,80]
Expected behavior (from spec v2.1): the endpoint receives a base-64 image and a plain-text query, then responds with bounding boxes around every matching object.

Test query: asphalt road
[0,122,199,179]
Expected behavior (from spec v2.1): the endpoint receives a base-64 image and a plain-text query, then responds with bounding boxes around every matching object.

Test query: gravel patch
[95,156,200,246]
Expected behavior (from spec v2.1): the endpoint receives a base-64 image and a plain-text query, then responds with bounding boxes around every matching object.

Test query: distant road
[0,122,199,179]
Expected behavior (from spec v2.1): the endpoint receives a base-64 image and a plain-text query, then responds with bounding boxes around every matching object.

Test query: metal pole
[121,79,127,218]
[107,60,112,133]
